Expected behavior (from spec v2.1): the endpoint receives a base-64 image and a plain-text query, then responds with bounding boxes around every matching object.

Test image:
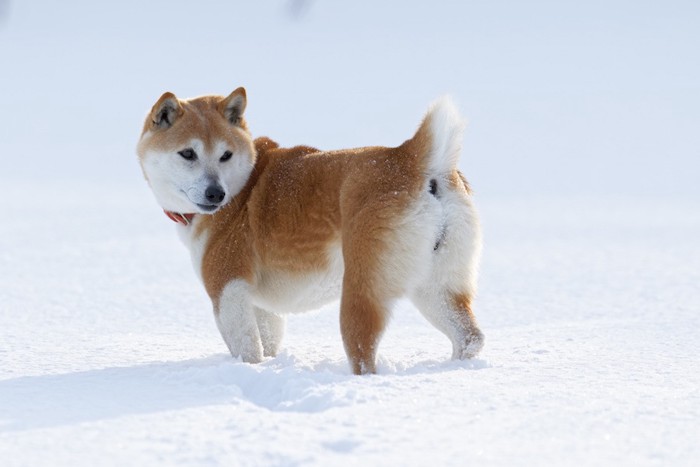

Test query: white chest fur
[177,222,209,283]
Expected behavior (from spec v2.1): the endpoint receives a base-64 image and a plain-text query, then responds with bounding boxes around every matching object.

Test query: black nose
[205,185,226,204]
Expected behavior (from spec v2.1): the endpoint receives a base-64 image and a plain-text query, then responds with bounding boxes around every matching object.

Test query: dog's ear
[218,87,247,126]
[150,92,183,129]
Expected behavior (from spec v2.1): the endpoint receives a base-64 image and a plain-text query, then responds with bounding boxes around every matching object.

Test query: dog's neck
[164,210,196,226]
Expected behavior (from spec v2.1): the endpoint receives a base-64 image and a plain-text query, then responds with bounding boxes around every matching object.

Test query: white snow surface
[1,184,699,466]
[2,0,700,465]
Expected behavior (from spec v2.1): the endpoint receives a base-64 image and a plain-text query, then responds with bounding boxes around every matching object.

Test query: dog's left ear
[218,87,247,126]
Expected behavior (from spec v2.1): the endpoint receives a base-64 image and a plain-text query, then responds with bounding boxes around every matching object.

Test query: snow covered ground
[2,1,700,466]
[1,184,698,466]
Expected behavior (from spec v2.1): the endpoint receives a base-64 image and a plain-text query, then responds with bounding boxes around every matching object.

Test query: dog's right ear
[150,92,183,129]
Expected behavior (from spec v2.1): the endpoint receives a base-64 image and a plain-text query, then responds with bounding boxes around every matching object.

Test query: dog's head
[137,88,256,215]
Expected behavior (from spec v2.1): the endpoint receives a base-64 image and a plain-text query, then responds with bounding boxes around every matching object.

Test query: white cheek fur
[220,153,254,199]
[211,140,254,202]
[141,150,207,213]
[142,153,186,212]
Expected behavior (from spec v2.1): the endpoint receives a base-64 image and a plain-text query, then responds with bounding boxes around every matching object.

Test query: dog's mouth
[178,189,223,214]
[196,203,220,213]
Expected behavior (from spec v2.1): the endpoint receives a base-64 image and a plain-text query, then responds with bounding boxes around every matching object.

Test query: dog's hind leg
[215,279,264,363]
[411,288,484,359]
[340,286,390,375]
[412,168,483,359]
[339,205,426,375]
[339,213,401,375]
[254,307,286,357]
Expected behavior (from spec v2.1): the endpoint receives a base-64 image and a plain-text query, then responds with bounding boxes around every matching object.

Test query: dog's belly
[251,245,344,314]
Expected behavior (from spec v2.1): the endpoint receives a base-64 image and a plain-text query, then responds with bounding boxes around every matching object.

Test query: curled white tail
[424,96,466,175]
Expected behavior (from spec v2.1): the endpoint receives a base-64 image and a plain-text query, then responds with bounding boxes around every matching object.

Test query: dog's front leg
[254,307,286,357]
[214,279,264,363]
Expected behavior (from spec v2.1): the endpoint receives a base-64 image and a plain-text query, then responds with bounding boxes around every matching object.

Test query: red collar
[164,210,195,226]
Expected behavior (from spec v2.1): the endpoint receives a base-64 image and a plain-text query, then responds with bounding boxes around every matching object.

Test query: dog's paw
[227,334,264,364]
[262,342,280,358]
[240,351,264,364]
[454,329,485,360]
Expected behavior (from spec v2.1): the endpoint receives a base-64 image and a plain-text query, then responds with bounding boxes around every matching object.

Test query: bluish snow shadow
[0,352,489,431]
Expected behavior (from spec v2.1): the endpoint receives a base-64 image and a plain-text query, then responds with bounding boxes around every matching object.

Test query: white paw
[230,333,264,363]
[454,329,484,359]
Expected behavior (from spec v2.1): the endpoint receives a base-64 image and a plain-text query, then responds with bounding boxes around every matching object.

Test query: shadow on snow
[0,352,489,431]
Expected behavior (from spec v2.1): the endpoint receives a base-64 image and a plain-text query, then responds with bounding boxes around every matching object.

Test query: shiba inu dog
[137,88,484,374]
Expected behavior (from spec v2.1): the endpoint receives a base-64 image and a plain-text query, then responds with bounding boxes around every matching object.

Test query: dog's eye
[178,148,197,161]
[220,150,233,162]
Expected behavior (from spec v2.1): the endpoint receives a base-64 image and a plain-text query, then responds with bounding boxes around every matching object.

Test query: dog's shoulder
[254,136,320,162]
[254,136,280,155]
[255,137,319,156]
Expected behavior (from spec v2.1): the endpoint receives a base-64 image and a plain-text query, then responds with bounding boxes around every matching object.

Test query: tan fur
[137,89,483,374]
[138,89,253,164]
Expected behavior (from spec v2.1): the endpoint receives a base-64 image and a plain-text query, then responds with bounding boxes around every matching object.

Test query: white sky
[1,0,698,196]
